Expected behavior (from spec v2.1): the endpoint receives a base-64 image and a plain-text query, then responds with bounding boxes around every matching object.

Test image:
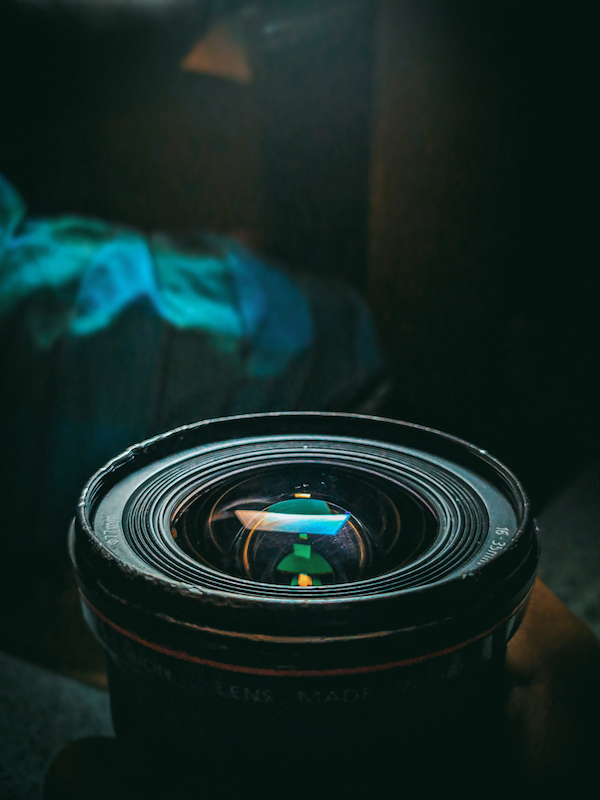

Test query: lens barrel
[70,413,539,789]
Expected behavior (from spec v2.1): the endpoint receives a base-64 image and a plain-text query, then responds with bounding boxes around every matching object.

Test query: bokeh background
[0,1,597,796]
[1,0,596,504]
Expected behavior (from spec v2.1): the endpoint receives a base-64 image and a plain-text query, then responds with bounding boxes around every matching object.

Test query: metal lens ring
[110,434,512,599]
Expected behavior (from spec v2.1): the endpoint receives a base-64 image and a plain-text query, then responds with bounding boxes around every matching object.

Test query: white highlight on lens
[234,510,349,536]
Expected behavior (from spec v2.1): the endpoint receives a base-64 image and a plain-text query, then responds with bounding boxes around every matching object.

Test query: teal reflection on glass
[234,497,349,536]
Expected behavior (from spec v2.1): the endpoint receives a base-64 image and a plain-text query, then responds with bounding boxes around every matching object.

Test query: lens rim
[72,413,538,650]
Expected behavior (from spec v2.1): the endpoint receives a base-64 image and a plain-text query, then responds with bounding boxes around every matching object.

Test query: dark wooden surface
[369,1,514,430]
[367,1,597,507]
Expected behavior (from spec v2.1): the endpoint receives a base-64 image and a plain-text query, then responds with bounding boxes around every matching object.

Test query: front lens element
[172,465,437,585]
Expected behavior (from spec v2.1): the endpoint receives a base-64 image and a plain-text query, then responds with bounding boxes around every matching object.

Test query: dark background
[0,8,598,793]
[0,0,596,513]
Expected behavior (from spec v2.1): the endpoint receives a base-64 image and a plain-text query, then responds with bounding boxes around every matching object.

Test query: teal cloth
[0,173,384,550]
[0,173,313,377]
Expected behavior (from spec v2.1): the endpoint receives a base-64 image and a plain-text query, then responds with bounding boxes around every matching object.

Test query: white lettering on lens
[297,688,372,703]
[476,537,508,565]
[102,515,119,546]
[215,682,273,703]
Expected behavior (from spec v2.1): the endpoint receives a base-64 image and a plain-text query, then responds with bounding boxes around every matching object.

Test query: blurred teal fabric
[0,173,384,550]
[0,173,312,376]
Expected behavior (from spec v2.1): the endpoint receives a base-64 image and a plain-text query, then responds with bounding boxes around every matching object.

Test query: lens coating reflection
[235,502,350,536]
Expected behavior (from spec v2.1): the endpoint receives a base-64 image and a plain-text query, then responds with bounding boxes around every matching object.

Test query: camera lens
[70,413,539,788]
[173,463,437,585]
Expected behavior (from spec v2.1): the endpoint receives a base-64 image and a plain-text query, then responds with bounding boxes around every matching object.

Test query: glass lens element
[172,465,437,586]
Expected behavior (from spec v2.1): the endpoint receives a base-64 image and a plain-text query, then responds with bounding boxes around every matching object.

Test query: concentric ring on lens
[119,435,491,599]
